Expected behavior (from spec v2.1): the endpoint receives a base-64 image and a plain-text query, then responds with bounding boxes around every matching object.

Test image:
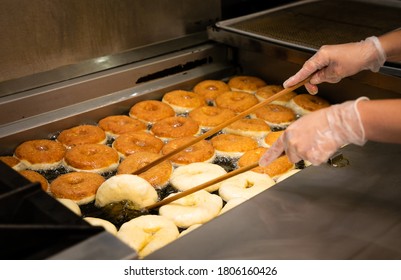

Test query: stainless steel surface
[215,0,401,51]
[147,141,401,259]
[208,1,401,105]
[0,42,227,126]
[0,0,221,94]
[48,231,137,260]
[0,43,236,155]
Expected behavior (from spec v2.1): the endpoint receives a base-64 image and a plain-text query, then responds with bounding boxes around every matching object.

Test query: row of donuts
[0,75,330,258]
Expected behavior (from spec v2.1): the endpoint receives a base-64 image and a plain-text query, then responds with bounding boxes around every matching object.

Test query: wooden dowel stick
[145,161,259,210]
[133,77,310,175]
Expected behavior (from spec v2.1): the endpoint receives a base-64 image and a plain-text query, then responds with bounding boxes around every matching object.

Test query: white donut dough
[57,198,82,216]
[219,171,275,201]
[95,174,158,208]
[84,217,118,235]
[276,169,301,183]
[219,197,247,216]
[170,162,227,193]
[117,215,179,258]
[178,224,202,238]
[159,190,223,228]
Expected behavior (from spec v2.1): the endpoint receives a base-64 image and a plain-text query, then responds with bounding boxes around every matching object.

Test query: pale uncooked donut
[219,171,275,201]
[159,190,223,228]
[84,217,118,235]
[56,198,82,216]
[178,224,202,238]
[95,174,158,209]
[117,215,179,258]
[170,162,227,193]
[219,197,247,216]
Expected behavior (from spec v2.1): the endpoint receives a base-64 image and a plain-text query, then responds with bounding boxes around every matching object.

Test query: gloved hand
[283,36,386,94]
[259,97,368,166]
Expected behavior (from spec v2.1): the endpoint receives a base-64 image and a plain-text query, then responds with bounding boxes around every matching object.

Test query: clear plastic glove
[283,36,386,94]
[259,97,368,166]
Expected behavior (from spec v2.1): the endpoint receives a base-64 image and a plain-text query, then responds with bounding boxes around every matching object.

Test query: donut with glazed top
[57,124,106,148]
[288,94,330,116]
[162,90,206,114]
[255,85,297,106]
[117,151,173,189]
[193,80,231,103]
[112,131,164,158]
[210,133,258,158]
[151,116,200,141]
[159,190,223,228]
[63,143,119,173]
[161,136,216,166]
[222,118,270,140]
[49,172,105,205]
[251,104,296,128]
[19,170,49,192]
[98,115,147,138]
[0,156,25,171]
[228,75,267,93]
[215,91,259,113]
[261,130,284,148]
[238,147,295,179]
[188,106,236,130]
[14,139,66,170]
[129,100,175,124]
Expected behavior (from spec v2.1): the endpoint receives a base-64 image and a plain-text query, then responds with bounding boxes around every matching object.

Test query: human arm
[259,98,401,166]
[283,29,401,94]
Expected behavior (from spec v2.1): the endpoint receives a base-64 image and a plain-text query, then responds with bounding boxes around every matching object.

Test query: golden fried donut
[0,156,25,171]
[117,151,173,189]
[95,174,158,208]
[112,131,164,158]
[57,124,107,148]
[193,80,231,103]
[211,133,258,158]
[14,139,66,170]
[57,198,82,216]
[228,75,267,93]
[251,104,296,128]
[117,215,179,258]
[222,118,270,140]
[255,85,297,106]
[49,172,105,205]
[162,90,206,114]
[19,170,49,192]
[161,136,215,166]
[98,115,147,138]
[63,144,119,173]
[84,217,118,235]
[261,130,284,148]
[215,91,259,113]
[218,171,275,201]
[288,94,330,115]
[129,100,175,124]
[188,106,236,130]
[170,162,227,192]
[238,147,295,179]
[151,116,200,141]
[159,190,223,228]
